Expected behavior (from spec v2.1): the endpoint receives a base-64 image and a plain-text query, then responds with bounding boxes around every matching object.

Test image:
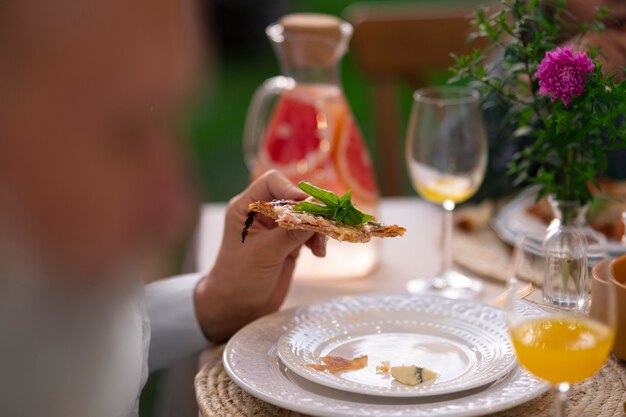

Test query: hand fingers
[245,170,307,203]
[258,253,297,317]
[305,233,327,257]
[253,214,277,230]
[263,227,313,258]
[228,170,305,233]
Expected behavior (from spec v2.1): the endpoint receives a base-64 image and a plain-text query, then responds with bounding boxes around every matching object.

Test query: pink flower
[534,46,595,106]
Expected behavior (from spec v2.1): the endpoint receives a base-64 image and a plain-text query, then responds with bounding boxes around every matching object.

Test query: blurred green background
[186,0,470,202]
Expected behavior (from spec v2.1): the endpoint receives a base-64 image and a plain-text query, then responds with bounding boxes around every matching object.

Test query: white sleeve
[145,273,209,371]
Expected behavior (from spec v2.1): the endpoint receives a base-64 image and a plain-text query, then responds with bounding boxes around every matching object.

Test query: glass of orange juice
[506,233,617,417]
[405,86,488,298]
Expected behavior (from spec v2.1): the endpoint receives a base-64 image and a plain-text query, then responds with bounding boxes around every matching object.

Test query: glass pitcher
[244,13,380,279]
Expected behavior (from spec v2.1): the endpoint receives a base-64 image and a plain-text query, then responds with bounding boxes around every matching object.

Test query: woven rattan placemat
[452,229,517,285]
[195,346,626,417]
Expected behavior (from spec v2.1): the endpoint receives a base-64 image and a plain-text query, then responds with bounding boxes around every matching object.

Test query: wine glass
[507,232,617,417]
[405,86,488,298]
[508,233,546,289]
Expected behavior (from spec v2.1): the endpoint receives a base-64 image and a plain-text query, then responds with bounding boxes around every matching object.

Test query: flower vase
[546,196,607,262]
[542,197,607,310]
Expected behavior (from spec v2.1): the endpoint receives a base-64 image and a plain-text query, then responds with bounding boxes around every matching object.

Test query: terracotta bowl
[596,256,626,360]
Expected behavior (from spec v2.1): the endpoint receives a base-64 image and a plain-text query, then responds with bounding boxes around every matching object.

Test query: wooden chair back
[345,2,488,196]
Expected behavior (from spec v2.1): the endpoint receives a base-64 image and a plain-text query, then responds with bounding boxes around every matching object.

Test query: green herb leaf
[295,182,374,226]
[338,190,352,206]
[342,200,373,226]
[292,201,336,218]
[298,182,339,206]
[342,209,370,226]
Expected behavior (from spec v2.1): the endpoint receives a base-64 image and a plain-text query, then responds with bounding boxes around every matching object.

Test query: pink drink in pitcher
[244,14,380,279]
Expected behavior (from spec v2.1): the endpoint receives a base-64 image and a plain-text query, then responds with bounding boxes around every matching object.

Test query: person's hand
[193,170,326,342]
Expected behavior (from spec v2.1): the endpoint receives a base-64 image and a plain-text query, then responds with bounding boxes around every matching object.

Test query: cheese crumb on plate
[390,365,438,386]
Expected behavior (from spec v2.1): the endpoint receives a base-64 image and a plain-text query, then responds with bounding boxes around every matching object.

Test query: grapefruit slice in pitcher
[258,90,331,178]
[335,118,379,205]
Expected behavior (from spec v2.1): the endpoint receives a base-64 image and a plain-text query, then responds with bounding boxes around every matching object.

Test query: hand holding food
[244,182,406,243]
[194,171,327,342]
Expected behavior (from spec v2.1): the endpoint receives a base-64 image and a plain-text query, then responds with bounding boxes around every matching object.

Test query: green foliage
[293,182,373,225]
[450,0,626,205]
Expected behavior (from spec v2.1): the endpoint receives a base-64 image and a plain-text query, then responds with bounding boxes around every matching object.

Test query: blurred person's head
[0,0,202,287]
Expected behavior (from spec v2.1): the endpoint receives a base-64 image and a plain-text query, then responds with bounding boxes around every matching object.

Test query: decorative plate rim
[492,186,623,254]
[276,296,517,397]
[223,294,551,417]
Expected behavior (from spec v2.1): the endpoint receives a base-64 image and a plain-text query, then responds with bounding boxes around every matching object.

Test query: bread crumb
[376,360,390,373]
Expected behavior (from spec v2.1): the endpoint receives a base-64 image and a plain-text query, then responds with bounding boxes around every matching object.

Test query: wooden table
[196,197,506,309]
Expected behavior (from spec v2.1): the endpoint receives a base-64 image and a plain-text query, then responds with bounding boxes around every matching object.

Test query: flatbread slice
[243,200,406,243]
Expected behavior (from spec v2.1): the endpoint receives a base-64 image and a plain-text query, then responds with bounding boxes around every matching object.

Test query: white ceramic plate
[276,296,516,397]
[493,186,625,254]
[223,294,550,417]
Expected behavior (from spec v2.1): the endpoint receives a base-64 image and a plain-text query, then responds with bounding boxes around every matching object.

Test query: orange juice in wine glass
[507,233,617,417]
[405,86,487,298]
[510,316,614,384]
[409,163,483,205]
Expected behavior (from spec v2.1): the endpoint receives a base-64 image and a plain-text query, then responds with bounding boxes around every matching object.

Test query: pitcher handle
[243,76,296,172]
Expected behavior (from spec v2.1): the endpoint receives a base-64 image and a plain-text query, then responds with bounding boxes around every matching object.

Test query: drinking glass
[506,233,617,417]
[405,86,488,298]
[509,233,546,288]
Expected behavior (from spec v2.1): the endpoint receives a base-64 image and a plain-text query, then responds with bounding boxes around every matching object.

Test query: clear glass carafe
[244,14,381,279]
